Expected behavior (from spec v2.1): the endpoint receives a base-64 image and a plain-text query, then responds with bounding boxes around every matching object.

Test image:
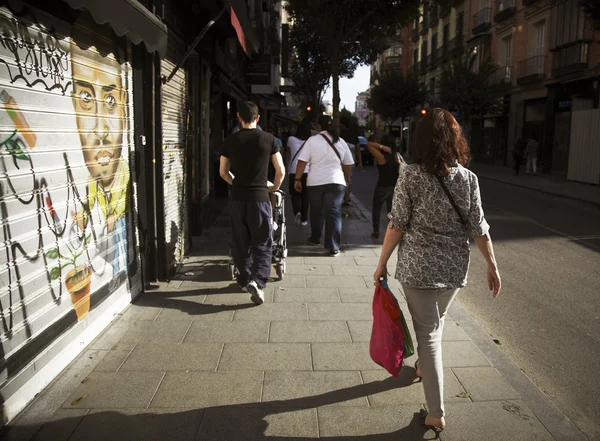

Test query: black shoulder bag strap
[435,175,467,226]
[319,133,343,166]
[291,140,307,164]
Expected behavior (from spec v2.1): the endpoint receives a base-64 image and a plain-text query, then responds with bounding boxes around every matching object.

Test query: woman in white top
[294,115,354,256]
[286,123,311,226]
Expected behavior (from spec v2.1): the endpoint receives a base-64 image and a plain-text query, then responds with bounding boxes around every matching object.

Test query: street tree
[285,0,421,128]
[439,53,498,135]
[581,0,600,29]
[287,16,331,115]
[367,70,427,133]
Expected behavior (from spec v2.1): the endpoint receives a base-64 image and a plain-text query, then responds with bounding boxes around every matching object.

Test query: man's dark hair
[317,114,340,143]
[238,101,260,124]
[295,123,312,141]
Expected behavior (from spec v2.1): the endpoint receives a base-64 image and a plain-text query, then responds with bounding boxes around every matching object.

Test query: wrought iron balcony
[552,42,589,77]
[494,0,516,23]
[472,8,491,35]
[421,57,428,71]
[427,52,438,69]
[517,55,546,85]
[489,64,512,88]
[447,37,463,56]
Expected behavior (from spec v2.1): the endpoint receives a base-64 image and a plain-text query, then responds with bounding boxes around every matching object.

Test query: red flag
[230,6,250,57]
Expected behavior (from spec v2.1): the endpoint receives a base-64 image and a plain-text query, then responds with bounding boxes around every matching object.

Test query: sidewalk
[470,162,600,206]
[3,197,587,441]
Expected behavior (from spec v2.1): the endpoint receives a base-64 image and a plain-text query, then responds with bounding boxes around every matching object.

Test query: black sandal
[419,409,444,437]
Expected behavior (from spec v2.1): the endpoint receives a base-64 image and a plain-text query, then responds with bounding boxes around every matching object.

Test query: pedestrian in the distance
[220,101,285,304]
[294,115,354,256]
[513,137,526,175]
[287,123,311,226]
[366,134,404,239]
[525,134,539,176]
[373,108,501,434]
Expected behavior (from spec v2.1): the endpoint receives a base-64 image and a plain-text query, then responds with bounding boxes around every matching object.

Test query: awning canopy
[62,0,168,57]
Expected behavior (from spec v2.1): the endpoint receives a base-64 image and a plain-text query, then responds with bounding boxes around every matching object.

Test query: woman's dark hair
[411,108,471,176]
[295,123,312,141]
[380,134,397,168]
[317,115,339,143]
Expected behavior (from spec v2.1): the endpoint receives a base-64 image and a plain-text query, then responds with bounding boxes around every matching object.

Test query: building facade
[355,92,369,127]
[405,0,600,181]
[0,0,283,423]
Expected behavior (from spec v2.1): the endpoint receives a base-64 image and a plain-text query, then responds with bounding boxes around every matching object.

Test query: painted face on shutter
[71,47,125,188]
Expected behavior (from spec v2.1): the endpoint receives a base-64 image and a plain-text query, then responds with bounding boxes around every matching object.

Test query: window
[443,24,449,46]
[503,35,512,80]
[456,11,464,38]
[551,0,585,48]
[535,21,546,56]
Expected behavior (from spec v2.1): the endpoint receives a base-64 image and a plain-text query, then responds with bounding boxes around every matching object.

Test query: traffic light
[421,109,427,115]
[306,105,312,112]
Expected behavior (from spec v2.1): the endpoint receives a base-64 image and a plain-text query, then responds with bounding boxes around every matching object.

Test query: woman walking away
[294,115,354,256]
[366,134,404,239]
[287,123,311,226]
[373,108,501,434]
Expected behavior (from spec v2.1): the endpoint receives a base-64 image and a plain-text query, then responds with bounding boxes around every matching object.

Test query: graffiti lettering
[0,13,70,94]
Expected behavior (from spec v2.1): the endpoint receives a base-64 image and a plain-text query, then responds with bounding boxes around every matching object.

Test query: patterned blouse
[388,164,490,289]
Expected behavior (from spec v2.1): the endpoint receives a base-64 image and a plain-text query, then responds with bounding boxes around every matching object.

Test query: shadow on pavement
[3,375,434,441]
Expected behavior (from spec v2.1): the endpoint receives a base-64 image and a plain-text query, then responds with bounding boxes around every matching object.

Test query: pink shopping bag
[369,281,406,377]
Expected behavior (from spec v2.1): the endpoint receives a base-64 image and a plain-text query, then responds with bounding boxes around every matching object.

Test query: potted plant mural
[46,232,93,321]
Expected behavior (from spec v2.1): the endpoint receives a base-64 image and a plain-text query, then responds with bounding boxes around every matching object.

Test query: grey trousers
[404,287,460,418]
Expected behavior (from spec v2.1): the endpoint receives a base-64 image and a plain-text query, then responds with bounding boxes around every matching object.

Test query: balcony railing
[494,0,516,23]
[421,57,428,71]
[439,45,447,62]
[412,27,419,42]
[517,55,546,84]
[447,37,463,56]
[552,42,589,77]
[472,8,491,35]
[490,64,512,86]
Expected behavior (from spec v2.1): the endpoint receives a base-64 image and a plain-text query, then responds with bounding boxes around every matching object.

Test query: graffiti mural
[0,1,137,388]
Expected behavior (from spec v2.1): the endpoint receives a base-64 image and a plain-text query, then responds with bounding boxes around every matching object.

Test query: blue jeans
[307,184,345,252]
[230,200,273,289]
[372,186,394,232]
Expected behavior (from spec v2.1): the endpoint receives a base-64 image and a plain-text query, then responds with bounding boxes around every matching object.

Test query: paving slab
[197,407,318,440]
[268,274,306,288]
[304,256,358,266]
[218,343,312,371]
[150,371,262,407]
[332,265,379,276]
[273,287,340,303]
[347,320,372,342]
[183,321,269,343]
[338,287,376,303]
[118,321,192,344]
[441,341,492,368]
[202,290,275,304]
[442,400,555,441]
[269,321,352,343]
[442,320,471,341]
[154,304,235,321]
[262,371,367,407]
[312,343,379,371]
[119,343,222,371]
[361,369,470,406]
[339,247,379,257]
[308,303,371,321]
[284,264,334,275]
[306,275,369,288]
[68,408,203,441]
[62,372,165,408]
[30,409,89,441]
[317,406,426,438]
[232,303,307,321]
[452,367,520,401]
[93,343,135,372]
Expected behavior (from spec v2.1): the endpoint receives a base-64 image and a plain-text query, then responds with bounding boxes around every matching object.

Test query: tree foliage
[285,0,421,128]
[367,70,427,123]
[287,17,332,111]
[439,54,498,125]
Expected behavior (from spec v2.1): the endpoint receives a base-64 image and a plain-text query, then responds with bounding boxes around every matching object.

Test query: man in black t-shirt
[220,101,285,304]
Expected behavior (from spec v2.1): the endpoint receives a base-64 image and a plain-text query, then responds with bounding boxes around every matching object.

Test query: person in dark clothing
[220,101,285,305]
[513,138,526,175]
[367,134,404,239]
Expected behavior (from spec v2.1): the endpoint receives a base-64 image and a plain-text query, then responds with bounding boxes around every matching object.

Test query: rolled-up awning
[62,0,168,57]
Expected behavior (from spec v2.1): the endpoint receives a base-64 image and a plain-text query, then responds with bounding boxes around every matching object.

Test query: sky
[323,64,371,113]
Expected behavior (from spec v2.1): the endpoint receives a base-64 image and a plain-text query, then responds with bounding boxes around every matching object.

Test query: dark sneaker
[246,280,264,305]
[307,238,320,246]
[330,249,340,256]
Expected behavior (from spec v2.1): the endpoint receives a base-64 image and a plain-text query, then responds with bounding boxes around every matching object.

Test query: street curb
[476,174,600,208]
[448,300,589,441]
